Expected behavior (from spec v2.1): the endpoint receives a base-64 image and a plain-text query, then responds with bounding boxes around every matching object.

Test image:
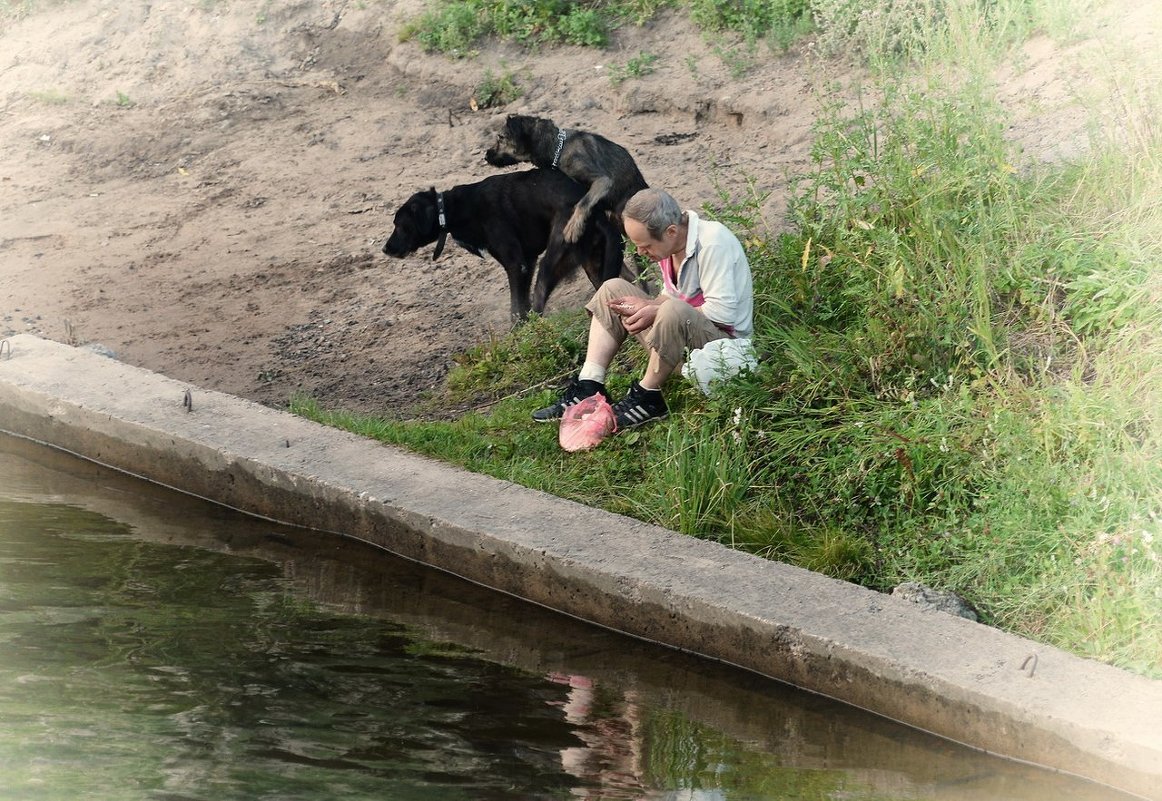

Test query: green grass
[472,66,523,109]
[690,0,813,53]
[608,51,660,86]
[298,0,1162,677]
[399,0,812,59]
[399,0,624,55]
[26,88,70,104]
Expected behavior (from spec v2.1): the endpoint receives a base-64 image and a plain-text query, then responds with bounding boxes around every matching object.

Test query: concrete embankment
[1,333,1159,799]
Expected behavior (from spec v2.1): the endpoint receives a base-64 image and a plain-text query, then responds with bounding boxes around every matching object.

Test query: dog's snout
[382,236,405,257]
[485,149,517,168]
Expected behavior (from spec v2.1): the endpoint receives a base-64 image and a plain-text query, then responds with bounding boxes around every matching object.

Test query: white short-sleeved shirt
[658,210,754,339]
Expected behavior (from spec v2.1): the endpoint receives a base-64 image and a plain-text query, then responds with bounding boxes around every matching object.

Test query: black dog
[383,169,624,322]
[485,115,648,244]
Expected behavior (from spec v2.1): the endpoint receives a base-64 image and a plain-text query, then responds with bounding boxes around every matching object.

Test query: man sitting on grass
[533,187,754,429]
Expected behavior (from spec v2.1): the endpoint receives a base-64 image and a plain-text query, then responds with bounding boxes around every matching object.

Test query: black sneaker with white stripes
[612,380,669,429]
[532,378,607,422]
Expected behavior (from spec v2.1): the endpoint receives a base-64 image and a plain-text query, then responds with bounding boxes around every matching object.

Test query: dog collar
[552,129,567,168]
[433,191,449,260]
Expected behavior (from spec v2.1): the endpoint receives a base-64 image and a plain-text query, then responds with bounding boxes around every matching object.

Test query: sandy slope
[1,0,1156,414]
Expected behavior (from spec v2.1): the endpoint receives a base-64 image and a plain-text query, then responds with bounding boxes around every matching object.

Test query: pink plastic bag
[558,393,617,452]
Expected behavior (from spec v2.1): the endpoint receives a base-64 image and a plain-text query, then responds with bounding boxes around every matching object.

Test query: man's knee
[654,298,698,329]
[594,277,639,302]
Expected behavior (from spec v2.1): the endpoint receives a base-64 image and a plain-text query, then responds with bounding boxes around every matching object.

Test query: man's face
[625,218,678,262]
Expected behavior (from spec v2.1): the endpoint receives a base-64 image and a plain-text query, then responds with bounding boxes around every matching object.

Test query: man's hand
[608,296,658,334]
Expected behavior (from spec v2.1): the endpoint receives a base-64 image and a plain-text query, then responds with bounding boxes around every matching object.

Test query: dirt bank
[1,0,1156,415]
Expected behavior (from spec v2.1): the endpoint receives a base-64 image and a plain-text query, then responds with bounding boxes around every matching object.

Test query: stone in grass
[892,581,978,622]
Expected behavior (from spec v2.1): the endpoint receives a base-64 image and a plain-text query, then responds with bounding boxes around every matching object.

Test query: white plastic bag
[684,337,757,395]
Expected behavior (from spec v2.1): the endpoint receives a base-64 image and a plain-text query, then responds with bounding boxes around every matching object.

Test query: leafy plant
[404,0,611,55]
[472,66,523,109]
[608,51,659,86]
[402,2,487,56]
[555,5,607,46]
[687,0,811,43]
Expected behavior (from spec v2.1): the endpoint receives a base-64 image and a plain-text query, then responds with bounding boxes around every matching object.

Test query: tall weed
[785,80,1020,398]
[658,407,755,537]
[809,0,1075,63]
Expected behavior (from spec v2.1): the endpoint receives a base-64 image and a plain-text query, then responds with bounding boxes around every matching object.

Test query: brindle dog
[485,114,649,244]
[382,169,624,322]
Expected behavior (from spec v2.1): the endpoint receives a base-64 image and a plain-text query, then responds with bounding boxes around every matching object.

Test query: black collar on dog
[433,191,449,260]
[552,129,567,168]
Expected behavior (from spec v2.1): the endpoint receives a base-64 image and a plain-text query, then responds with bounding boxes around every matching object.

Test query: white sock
[578,361,606,384]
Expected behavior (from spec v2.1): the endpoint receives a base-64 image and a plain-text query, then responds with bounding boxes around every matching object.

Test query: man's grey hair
[623,188,684,239]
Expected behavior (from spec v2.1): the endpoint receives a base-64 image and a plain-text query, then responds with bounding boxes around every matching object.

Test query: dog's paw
[563,213,585,243]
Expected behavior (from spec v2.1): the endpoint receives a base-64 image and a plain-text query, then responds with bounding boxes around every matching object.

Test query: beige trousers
[585,278,730,371]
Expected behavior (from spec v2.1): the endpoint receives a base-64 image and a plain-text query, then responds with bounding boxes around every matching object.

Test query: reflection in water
[0,435,1135,801]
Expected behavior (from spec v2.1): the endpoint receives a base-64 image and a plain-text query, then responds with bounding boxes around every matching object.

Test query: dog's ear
[401,189,438,234]
[421,188,439,227]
